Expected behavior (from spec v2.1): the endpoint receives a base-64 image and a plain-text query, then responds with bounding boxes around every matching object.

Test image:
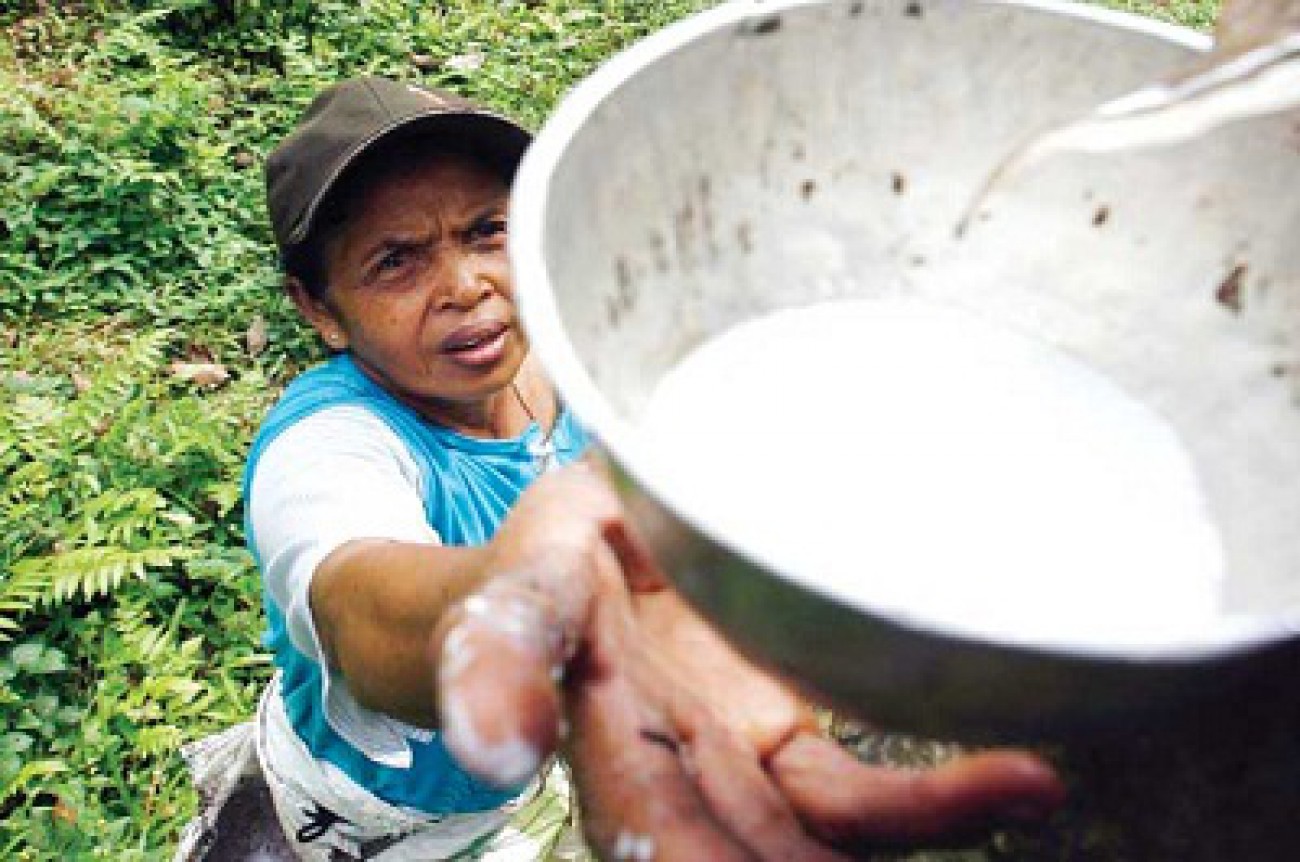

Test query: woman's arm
[307,461,627,731]
[310,539,490,728]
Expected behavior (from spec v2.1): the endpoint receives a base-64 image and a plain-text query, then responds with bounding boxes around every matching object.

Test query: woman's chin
[432,355,526,402]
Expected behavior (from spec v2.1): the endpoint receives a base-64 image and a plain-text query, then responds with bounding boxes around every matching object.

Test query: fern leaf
[0,546,191,637]
[63,331,170,448]
[135,725,184,758]
[0,758,68,805]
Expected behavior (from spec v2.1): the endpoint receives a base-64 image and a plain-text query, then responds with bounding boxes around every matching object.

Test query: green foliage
[1,333,211,623]
[1104,0,1220,30]
[0,323,268,857]
[0,0,718,345]
[0,1,718,857]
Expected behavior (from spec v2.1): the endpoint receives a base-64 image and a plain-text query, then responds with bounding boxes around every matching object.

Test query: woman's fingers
[432,570,595,787]
[769,731,1065,848]
[563,634,758,862]
[570,565,839,862]
[600,513,671,594]
[685,714,853,862]
[432,467,642,786]
[433,473,641,788]
[633,588,815,755]
[562,562,753,860]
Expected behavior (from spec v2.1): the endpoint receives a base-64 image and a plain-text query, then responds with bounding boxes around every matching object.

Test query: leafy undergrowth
[0,2,714,857]
[1,0,1217,859]
[1104,0,1219,30]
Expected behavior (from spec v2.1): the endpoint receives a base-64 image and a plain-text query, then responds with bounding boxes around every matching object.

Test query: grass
[0,3,715,857]
[0,0,1220,859]
[1104,0,1219,30]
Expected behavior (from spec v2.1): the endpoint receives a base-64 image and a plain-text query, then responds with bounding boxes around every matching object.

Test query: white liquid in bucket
[640,298,1226,648]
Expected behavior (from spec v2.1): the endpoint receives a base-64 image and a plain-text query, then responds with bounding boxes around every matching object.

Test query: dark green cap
[265,76,530,254]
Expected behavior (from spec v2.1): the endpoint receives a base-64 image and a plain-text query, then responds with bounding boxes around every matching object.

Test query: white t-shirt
[250,404,444,763]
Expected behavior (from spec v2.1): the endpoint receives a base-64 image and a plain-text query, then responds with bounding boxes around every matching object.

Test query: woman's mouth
[440,321,509,367]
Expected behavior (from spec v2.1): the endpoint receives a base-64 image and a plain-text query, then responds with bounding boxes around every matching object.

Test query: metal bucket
[510,0,1300,737]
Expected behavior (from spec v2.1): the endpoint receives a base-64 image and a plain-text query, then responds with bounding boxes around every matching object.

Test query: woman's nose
[435,253,493,311]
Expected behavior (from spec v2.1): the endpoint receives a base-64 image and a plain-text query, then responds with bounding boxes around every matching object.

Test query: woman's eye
[377,249,408,273]
[368,245,423,284]
[468,218,508,243]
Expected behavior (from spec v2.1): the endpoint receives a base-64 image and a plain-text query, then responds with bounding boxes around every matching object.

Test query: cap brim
[289,110,530,248]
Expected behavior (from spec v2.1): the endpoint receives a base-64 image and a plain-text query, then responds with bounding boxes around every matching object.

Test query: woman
[238,75,1062,861]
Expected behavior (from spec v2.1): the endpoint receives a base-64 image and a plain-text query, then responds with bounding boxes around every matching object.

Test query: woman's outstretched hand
[431,464,1064,859]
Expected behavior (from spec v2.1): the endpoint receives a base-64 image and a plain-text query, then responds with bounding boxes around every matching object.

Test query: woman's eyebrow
[355,235,429,273]
[459,206,509,240]
[469,201,508,222]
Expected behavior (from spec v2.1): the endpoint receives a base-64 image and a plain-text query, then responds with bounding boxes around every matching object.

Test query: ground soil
[839,668,1300,861]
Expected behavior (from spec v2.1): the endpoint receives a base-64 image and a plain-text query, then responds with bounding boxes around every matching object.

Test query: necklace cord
[510,380,556,447]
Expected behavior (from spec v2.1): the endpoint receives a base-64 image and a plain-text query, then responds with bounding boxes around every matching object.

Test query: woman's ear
[285,276,349,351]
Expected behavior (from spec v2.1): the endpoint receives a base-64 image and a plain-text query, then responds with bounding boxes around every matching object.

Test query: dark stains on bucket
[953,209,991,240]
[1092,205,1111,227]
[698,174,719,260]
[609,256,633,326]
[615,255,632,292]
[607,257,639,327]
[800,179,817,201]
[891,171,907,196]
[736,221,754,254]
[905,1,923,18]
[650,231,669,274]
[673,201,698,271]
[746,15,782,36]
[669,175,721,269]
[1215,263,1248,314]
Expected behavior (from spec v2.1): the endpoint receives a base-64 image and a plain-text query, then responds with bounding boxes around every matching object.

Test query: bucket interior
[520,0,1300,633]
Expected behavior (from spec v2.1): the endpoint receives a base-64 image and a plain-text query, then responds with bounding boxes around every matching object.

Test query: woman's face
[295,152,525,424]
